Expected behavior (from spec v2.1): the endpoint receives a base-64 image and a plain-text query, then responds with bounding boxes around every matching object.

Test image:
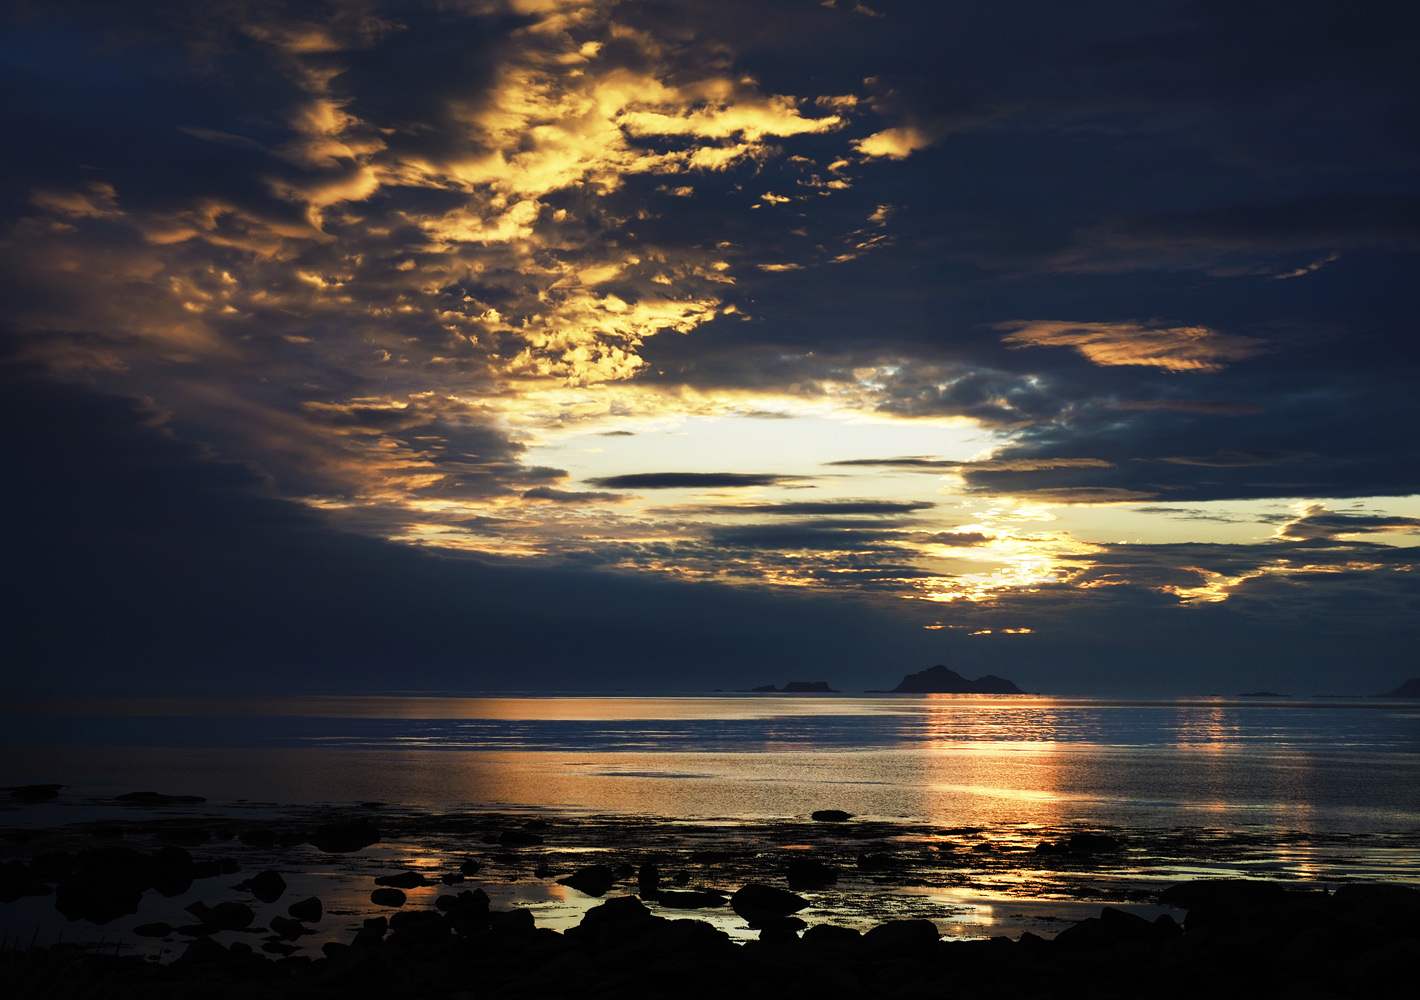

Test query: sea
[2,694,1418,951]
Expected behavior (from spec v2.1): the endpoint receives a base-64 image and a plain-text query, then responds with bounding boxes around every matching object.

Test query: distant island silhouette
[749,681,839,693]
[872,664,1026,694]
[1378,677,1420,698]
[1238,691,1289,698]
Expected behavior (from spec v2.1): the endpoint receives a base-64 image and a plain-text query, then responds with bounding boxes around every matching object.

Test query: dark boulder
[1158,878,1289,911]
[730,883,809,925]
[54,875,144,924]
[185,900,255,931]
[288,896,323,922]
[232,869,286,902]
[459,858,483,875]
[558,864,617,897]
[567,895,660,946]
[1066,832,1121,855]
[758,915,808,942]
[811,810,852,822]
[374,870,430,889]
[133,922,173,937]
[1098,906,1160,942]
[786,857,838,889]
[488,907,537,935]
[442,889,491,933]
[310,819,380,853]
[862,919,940,958]
[803,924,862,945]
[0,861,52,903]
[173,937,230,967]
[370,887,407,907]
[269,915,310,941]
[638,861,660,897]
[389,909,450,946]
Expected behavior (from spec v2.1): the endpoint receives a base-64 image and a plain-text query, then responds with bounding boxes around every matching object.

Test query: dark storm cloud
[586,473,797,489]
[1277,508,1420,541]
[522,486,623,503]
[676,500,935,516]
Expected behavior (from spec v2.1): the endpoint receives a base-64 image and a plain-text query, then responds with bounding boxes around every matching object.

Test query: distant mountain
[885,665,1025,694]
[750,680,839,693]
[1378,677,1420,698]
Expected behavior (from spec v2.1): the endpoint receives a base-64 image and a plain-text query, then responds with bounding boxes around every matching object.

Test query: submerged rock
[370,887,407,907]
[232,869,286,902]
[374,870,430,889]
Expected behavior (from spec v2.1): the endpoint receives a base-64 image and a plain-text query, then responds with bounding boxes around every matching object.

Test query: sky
[3,0,1418,696]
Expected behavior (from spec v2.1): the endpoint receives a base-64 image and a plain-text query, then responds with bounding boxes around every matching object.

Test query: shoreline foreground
[2,878,1414,999]
[2,801,1417,998]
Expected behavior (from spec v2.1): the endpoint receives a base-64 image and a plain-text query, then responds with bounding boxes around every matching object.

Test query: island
[873,664,1026,694]
[1378,677,1420,698]
[748,681,839,693]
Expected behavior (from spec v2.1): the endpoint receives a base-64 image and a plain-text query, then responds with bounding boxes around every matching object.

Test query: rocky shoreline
[3,799,1417,998]
[3,877,1416,999]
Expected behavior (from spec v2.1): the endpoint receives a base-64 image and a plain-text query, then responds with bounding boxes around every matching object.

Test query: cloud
[998,321,1266,373]
[853,126,933,160]
[681,500,935,516]
[1159,450,1314,468]
[522,486,623,503]
[828,456,1112,472]
[1277,505,1420,541]
[586,472,796,489]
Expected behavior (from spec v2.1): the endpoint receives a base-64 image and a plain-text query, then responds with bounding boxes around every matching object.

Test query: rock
[133,922,173,937]
[351,916,387,948]
[888,665,1025,694]
[185,900,255,931]
[374,870,430,889]
[370,887,407,907]
[758,915,808,942]
[1066,833,1121,855]
[1052,916,1116,951]
[730,884,809,925]
[113,791,206,806]
[803,924,862,945]
[288,896,323,922]
[498,829,544,847]
[811,810,853,822]
[638,861,660,897]
[856,853,899,871]
[443,888,491,933]
[1098,906,1159,942]
[569,895,659,944]
[7,784,62,802]
[654,889,728,909]
[173,937,230,967]
[862,919,940,957]
[269,915,310,941]
[786,857,838,889]
[489,908,537,934]
[558,864,617,897]
[232,869,286,902]
[310,819,380,853]
[533,862,555,878]
[459,858,483,875]
[0,861,52,903]
[1157,878,1289,911]
[54,875,144,925]
[389,909,450,946]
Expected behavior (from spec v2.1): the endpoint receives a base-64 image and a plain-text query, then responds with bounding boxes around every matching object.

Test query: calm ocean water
[3,695,1418,831]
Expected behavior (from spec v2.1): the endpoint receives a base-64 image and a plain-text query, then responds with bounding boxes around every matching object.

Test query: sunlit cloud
[997,320,1266,372]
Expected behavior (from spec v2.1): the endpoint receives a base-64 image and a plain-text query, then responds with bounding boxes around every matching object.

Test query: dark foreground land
[3,878,1417,999]
[2,800,1417,999]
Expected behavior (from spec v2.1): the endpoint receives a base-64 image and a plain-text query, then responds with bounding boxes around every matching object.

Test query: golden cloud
[997,320,1266,372]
